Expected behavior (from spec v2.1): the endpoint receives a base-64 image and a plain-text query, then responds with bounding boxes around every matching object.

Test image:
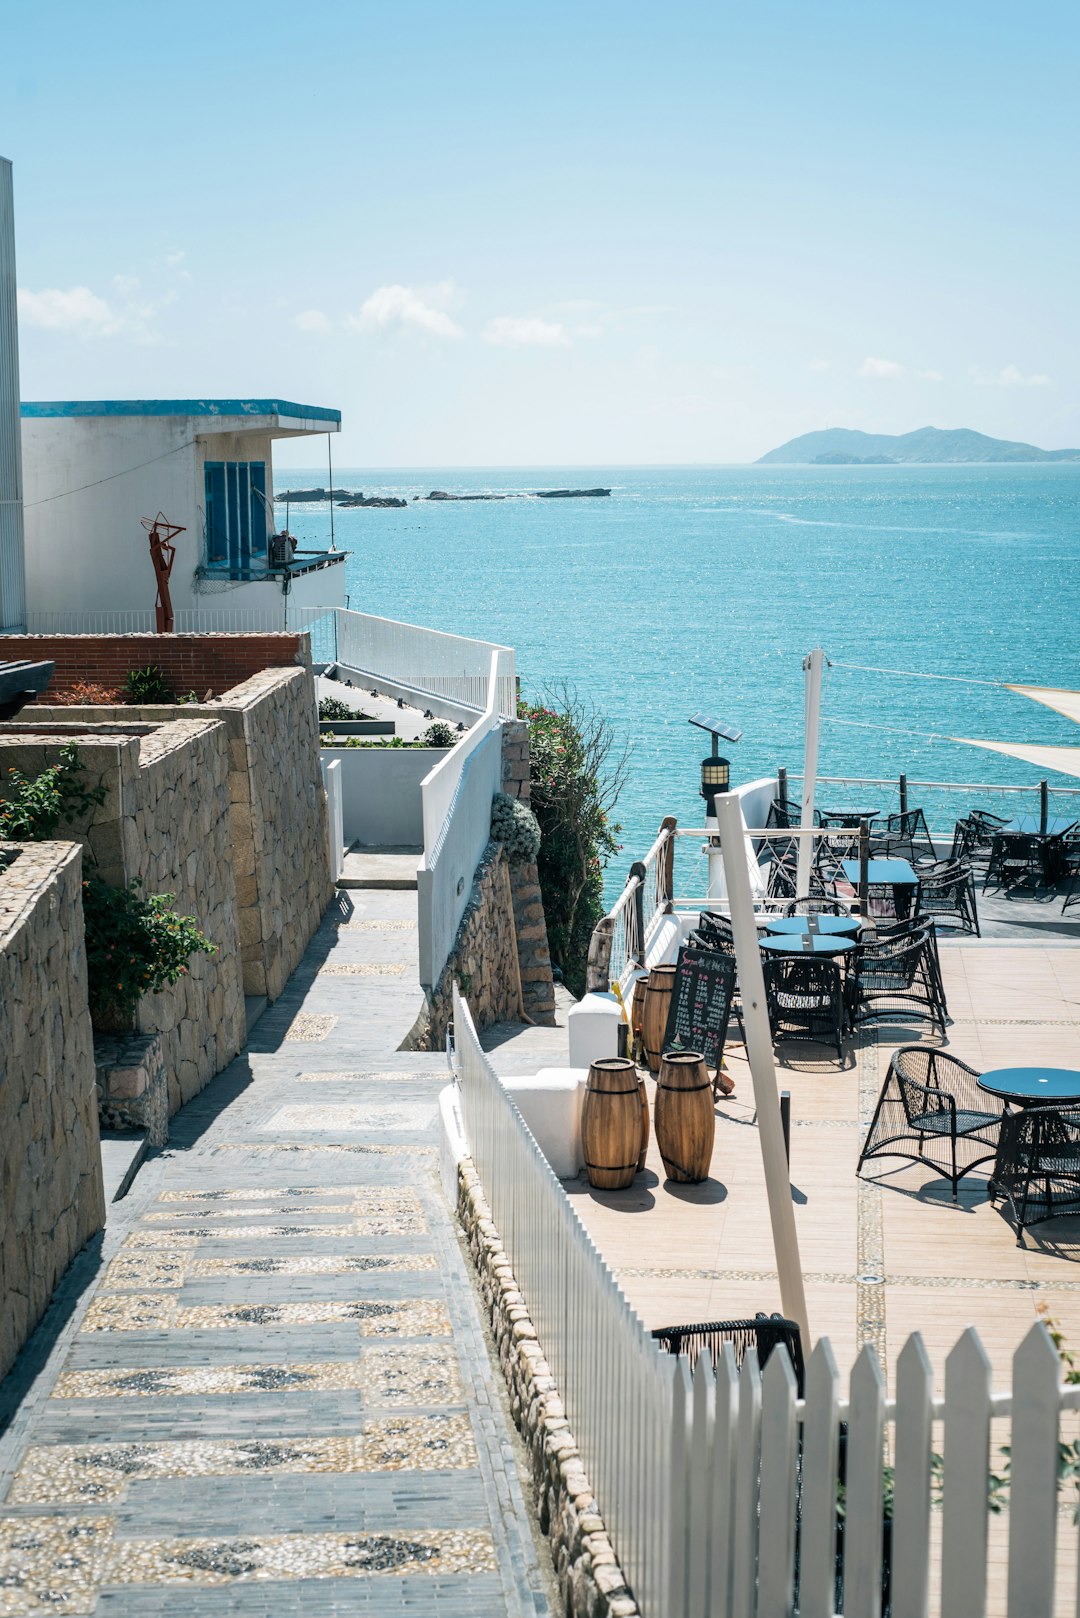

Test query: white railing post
[891,1332,934,1618]
[714,790,809,1345]
[1006,1323,1060,1617]
[941,1327,993,1618]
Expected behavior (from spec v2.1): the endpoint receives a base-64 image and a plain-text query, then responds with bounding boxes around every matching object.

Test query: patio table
[1002,815,1077,837]
[840,856,919,920]
[977,1067,1080,1108]
[818,809,881,827]
[764,915,861,937]
[759,933,855,958]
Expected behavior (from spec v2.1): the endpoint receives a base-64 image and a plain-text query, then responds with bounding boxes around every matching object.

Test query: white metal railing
[454,986,1080,1616]
[417,656,504,991]
[453,985,676,1614]
[588,819,677,993]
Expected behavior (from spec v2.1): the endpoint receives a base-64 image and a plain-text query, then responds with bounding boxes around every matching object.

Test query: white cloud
[112,273,141,296]
[18,285,123,336]
[350,283,463,340]
[294,308,333,335]
[483,315,572,348]
[808,357,830,373]
[859,355,906,379]
[164,249,186,268]
[971,364,1052,388]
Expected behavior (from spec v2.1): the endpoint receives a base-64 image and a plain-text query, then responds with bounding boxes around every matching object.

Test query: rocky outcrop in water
[425,487,611,501]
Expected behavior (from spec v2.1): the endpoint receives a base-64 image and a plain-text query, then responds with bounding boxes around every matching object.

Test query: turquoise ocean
[276,464,1080,881]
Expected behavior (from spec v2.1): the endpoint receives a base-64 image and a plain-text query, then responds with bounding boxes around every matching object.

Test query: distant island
[425,488,610,501]
[757,427,1080,466]
[275,485,611,507]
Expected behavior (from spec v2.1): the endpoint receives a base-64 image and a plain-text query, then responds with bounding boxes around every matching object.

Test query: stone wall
[0,631,308,698]
[0,842,106,1381]
[411,840,522,1050]
[0,719,245,1115]
[500,720,557,1025]
[19,663,333,1004]
[456,1158,638,1618]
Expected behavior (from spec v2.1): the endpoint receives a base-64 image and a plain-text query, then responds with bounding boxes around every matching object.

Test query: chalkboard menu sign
[662,946,736,1070]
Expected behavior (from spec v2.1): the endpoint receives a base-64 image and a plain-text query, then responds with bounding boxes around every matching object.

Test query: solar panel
[688,713,743,744]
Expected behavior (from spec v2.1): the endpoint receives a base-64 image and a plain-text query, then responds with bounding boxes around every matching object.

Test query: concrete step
[339,847,422,890]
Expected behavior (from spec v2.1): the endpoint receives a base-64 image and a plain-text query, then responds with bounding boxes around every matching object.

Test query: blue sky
[4,0,1078,465]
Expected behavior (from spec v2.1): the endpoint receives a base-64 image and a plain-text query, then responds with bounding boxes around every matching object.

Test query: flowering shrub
[0,742,107,840]
[82,876,217,1029]
[519,687,630,997]
[490,792,541,865]
[50,681,124,705]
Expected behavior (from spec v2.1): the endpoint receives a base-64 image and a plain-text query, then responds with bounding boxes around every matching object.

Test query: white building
[0,159,27,631]
[20,398,346,628]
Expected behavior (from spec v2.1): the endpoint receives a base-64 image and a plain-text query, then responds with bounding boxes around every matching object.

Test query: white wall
[20,415,339,620]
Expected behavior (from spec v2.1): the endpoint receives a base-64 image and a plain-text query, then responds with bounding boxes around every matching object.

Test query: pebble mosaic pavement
[0,890,554,1616]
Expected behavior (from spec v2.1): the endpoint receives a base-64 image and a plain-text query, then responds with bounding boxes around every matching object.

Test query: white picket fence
[454,985,1080,1618]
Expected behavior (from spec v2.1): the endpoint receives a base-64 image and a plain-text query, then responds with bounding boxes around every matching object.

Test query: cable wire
[829,660,1005,688]
[23,437,198,507]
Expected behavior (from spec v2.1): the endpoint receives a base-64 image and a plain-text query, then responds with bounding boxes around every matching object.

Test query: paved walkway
[0,889,554,1616]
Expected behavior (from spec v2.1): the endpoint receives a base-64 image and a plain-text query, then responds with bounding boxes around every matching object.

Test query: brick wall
[1,633,308,698]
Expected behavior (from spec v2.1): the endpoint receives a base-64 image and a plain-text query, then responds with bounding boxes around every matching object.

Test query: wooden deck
[562,940,1080,1394]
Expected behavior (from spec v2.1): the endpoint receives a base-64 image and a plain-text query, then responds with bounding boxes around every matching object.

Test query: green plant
[318,695,359,721]
[0,742,107,840]
[519,685,630,996]
[420,720,457,748]
[50,680,123,705]
[490,791,541,864]
[124,664,175,705]
[82,875,217,1029]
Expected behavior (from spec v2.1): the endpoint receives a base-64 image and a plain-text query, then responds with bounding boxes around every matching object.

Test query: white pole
[714,790,810,1346]
[795,648,825,901]
[706,812,725,902]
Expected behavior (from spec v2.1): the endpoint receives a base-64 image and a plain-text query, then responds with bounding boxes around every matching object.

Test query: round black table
[759,933,855,958]
[764,915,861,938]
[976,1067,1080,1107]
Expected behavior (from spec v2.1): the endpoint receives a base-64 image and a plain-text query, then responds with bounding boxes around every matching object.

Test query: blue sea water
[277,464,1080,876]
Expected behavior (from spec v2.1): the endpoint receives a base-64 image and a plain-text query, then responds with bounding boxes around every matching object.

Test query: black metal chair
[915,860,980,935]
[762,954,846,1059]
[847,928,947,1033]
[652,1312,805,1394]
[857,1047,1001,1201]
[871,808,937,867]
[1062,835,1080,915]
[781,896,853,918]
[991,1103,1080,1246]
[984,831,1044,893]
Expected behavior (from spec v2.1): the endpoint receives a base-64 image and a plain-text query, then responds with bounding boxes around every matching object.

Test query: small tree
[519,685,631,997]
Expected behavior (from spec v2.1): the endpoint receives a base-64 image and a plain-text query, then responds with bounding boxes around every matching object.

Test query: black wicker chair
[984,831,1043,893]
[652,1312,805,1393]
[762,954,846,1059]
[991,1103,1080,1245]
[1063,835,1080,915]
[915,860,980,936]
[872,808,937,867]
[847,928,947,1033]
[781,896,853,918]
[857,1047,1001,1201]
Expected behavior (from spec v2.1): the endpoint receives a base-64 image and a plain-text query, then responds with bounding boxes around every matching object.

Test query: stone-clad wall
[410,840,521,1050]
[26,665,333,1004]
[500,721,557,1026]
[0,842,105,1381]
[0,720,245,1115]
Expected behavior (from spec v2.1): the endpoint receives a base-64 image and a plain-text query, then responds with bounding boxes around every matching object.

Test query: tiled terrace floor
[0,891,554,1617]
[560,938,1080,1394]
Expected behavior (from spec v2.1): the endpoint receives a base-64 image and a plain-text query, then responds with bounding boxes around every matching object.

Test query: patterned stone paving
[0,889,552,1616]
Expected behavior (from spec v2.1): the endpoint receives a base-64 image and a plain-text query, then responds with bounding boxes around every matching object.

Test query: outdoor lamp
[700,754,730,804]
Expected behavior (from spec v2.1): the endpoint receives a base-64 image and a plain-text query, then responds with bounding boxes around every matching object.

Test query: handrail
[588,818,677,994]
[421,647,502,862]
[789,772,1080,795]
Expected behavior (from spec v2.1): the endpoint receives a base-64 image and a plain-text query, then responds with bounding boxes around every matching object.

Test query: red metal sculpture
[140,513,185,633]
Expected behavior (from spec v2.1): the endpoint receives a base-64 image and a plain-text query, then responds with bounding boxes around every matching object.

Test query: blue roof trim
[20,399,342,424]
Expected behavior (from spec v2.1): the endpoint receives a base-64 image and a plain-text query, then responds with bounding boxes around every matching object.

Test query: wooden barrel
[655,1051,715,1184]
[637,1075,650,1172]
[582,1058,644,1190]
[641,964,677,1073]
[630,970,650,1036]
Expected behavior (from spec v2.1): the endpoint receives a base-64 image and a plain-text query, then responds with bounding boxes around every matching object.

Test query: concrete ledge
[456,1158,639,1618]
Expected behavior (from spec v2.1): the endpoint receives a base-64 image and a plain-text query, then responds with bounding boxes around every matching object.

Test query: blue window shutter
[226,463,240,575]
[237,463,251,569]
[204,463,227,566]
[249,462,268,560]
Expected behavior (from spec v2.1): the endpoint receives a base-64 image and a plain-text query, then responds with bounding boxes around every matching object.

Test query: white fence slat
[731,1352,763,1618]
[891,1332,934,1618]
[1007,1323,1060,1618]
[798,1338,842,1618]
[669,1352,693,1618]
[757,1348,798,1618]
[844,1344,887,1618]
[710,1345,740,1618]
[942,1327,993,1618]
[687,1349,716,1617]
